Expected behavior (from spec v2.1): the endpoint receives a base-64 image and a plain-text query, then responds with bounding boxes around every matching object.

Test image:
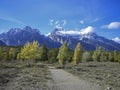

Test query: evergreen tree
[100,52,107,61]
[118,52,120,63]
[39,44,48,61]
[2,52,9,60]
[2,47,9,60]
[0,47,2,60]
[92,47,103,61]
[108,52,114,62]
[9,48,16,60]
[113,50,118,62]
[73,42,82,65]
[48,48,59,63]
[57,42,70,66]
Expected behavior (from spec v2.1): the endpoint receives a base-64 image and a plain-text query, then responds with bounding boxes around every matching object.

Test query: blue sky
[0,0,120,39]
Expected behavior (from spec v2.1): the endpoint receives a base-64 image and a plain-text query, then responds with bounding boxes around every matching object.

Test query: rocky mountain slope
[0,26,120,51]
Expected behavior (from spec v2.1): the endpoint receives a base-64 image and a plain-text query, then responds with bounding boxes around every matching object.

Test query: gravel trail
[49,66,103,90]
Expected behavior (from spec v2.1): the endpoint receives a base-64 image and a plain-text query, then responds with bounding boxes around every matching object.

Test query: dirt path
[49,66,103,90]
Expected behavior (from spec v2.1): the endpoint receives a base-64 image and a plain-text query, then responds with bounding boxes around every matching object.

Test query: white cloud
[80,20,84,24]
[57,26,94,35]
[112,37,120,44]
[102,22,120,29]
[62,20,67,26]
[108,22,120,29]
[55,20,62,28]
[55,24,61,28]
[49,19,67,27]
[49,19,54,25]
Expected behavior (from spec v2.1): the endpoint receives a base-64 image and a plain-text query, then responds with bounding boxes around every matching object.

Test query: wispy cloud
[49,19,67,27]
[0,16,25,25]
[92,18,99,22]
[102,22,120,29]
[92,17,106,23]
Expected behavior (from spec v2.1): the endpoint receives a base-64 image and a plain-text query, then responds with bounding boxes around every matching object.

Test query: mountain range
[0,26,61,48]
[0,40,6,46]
[0,26,120,51]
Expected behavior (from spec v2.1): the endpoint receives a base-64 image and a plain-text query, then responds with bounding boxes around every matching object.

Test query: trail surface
[49,66,103,90]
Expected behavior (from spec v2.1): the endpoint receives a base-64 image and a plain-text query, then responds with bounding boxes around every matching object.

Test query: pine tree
[0,47,2,60]
[9,48,16,60]
[100,52,107,61]
[2,52,9,60]
[92,47,103,61]
[57,42,70,66]
[108,52,114,62]
[118,52,120,63]
[73,42,82,65]
[48,48,59,63]
[2,47,9,60]
[114,50,118,62]
[39,44,48,61]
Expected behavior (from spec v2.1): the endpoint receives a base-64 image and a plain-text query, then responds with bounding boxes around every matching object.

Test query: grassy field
[0,60,53,90]
[1,61,120,90]
[63,62,120,90]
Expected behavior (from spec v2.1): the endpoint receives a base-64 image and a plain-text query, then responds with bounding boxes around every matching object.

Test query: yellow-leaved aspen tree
[73,42,82,65]
[57,42,70,66]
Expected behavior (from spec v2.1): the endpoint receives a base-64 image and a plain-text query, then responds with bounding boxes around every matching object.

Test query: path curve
[49,66,103,90]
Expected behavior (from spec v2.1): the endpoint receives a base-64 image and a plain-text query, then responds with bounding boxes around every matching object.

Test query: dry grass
[64,62,120,90]
[0,60,51,90]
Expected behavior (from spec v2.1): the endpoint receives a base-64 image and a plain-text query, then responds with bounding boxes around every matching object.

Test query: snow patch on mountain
[45,32,51,36]
[49,26,94,36]
[112,37,120,44]
[48,26,97,40]
[80,26,94,34]
[0,26,120,51]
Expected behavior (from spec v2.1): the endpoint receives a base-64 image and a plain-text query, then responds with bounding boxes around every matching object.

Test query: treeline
[0,41,120,65]
[0,46,21,60]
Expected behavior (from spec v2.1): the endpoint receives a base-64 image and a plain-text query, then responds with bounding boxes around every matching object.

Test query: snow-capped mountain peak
[0,26,120,51]
[49,26,97,40]
[51,26,94,35]
[112,37,120,44]
[80,26,94,34]
[50,27,64,35]
[7,26,41,35]
[7,28,21,35]
[47,26,120,50]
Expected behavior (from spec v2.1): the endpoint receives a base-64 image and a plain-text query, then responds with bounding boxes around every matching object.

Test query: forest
[0,41,120,65]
